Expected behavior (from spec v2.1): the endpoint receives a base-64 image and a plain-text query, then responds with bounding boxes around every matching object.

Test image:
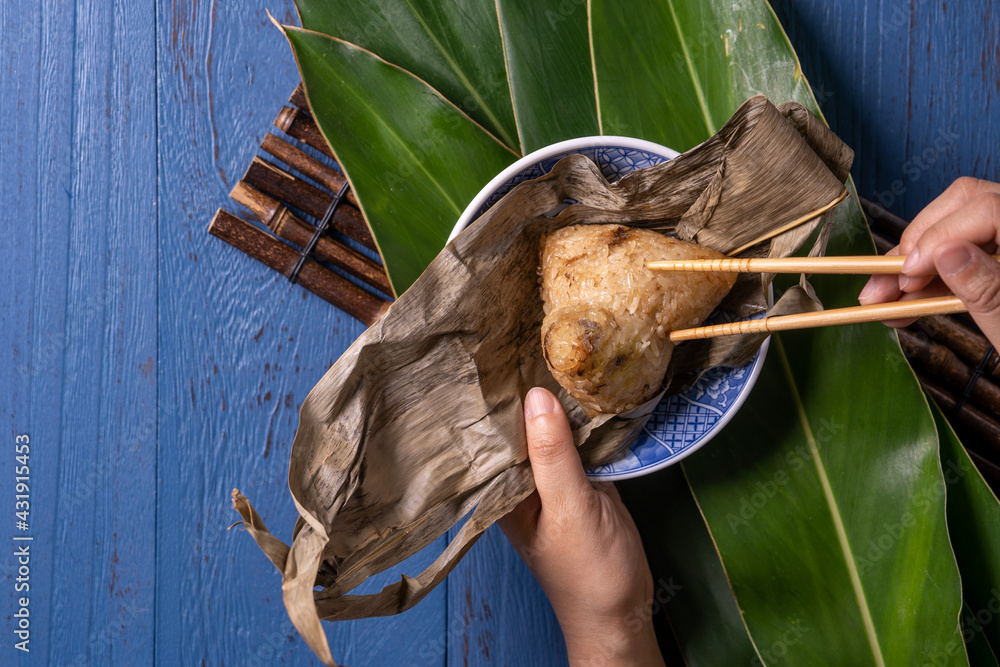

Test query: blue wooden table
[2,1,996,665]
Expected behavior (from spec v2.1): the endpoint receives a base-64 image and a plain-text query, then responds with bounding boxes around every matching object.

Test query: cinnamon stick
[289,83,308,112]
[242,157,375,251]
[922,378,1000,458]
[870,229,895,255]
[275,105,335,160]
[208,210,389,325]
[898,328,1000,414]
[260,133,359,209]
[861,196,910,242]
[967,449,1000,495]
[231,182,391,295]
[914,315,1000,381]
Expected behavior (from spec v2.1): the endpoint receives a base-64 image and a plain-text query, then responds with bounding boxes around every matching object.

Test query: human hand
[859,177,1000,347]
[499,387,664,667]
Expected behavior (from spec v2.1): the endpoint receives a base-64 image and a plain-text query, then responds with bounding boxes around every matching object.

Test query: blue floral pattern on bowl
[586,340,766,481]
[455,137,767,481]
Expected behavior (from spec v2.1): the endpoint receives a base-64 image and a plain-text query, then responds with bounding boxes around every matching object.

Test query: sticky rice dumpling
[539,224,737,417]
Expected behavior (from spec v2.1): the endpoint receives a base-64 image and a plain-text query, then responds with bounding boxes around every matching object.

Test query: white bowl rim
[447,134,766,480]
[448,135,681,242]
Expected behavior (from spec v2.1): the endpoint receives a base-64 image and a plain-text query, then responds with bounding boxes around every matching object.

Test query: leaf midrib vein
[664,0,715,136]
[340,70,463,217]
[777,337,885,666]
[403,0,517,150]
[586,0,603,135]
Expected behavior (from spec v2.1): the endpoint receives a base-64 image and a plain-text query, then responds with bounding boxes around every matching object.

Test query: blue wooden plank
[446,525,566,667]
[0,2,51,665]
[771,0,999,222]
[901,3,999,211]
[153,1,446,664]
[46,0,160,663]
[2,0,158,664]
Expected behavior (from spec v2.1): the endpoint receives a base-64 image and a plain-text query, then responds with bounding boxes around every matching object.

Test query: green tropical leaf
[294,0,520,152]
[590,0,965,662]
[590,0,730,147]
[494,1,599,152]
[280,25,517,295]
[686,333,965,665]
[934,400,1000,657]
[590,0,811,148]
[620,466,761,665]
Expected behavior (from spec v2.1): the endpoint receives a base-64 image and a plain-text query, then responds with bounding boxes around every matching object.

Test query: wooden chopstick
[649,254,999,274]
[669,296,967,342]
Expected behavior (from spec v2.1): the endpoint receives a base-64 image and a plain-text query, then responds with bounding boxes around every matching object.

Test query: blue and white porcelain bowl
[451,136,767,481]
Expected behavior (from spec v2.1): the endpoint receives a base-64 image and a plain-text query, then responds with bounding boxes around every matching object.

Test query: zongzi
[539,224,737,417]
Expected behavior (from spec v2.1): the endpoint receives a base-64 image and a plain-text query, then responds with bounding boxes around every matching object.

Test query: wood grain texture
[771,0,1000,221]
[154,0,447,664]
[1,0,158,664]
[1,1,997,665]
[207,211,390,324]
[446,526,567,667]
[0,2,69,664]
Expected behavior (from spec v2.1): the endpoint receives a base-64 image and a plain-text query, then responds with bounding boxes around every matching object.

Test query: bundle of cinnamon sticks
[208,84,392,325]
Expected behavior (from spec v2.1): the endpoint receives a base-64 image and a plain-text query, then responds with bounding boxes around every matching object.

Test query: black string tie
[287,181,351,285]
[952,344,996,418]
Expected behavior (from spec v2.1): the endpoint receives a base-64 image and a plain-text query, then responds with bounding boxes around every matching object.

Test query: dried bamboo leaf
[232,96,852,666]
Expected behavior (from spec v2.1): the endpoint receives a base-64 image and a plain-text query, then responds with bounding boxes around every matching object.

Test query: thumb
[935,241,1000,344]
[523,387,593,513]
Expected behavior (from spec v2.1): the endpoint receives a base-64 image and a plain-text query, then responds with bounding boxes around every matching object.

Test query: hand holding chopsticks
[652,177,1000,345]
[858,177,1000,350]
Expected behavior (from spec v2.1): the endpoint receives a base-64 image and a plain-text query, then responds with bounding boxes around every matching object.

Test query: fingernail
[899,275,911,291]
[901,247,921,273]
[525,388,558,420]
[937,245,973,277]
[858,278,876,301]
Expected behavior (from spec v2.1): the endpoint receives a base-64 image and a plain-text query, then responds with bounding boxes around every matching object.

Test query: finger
[899,273,936,294]
[523,387,592,514]
[879,280,955,328]
[859,247,902,305]
[899,177,1000,254]
[934,241,1000,345]
[901,188,1000,278]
